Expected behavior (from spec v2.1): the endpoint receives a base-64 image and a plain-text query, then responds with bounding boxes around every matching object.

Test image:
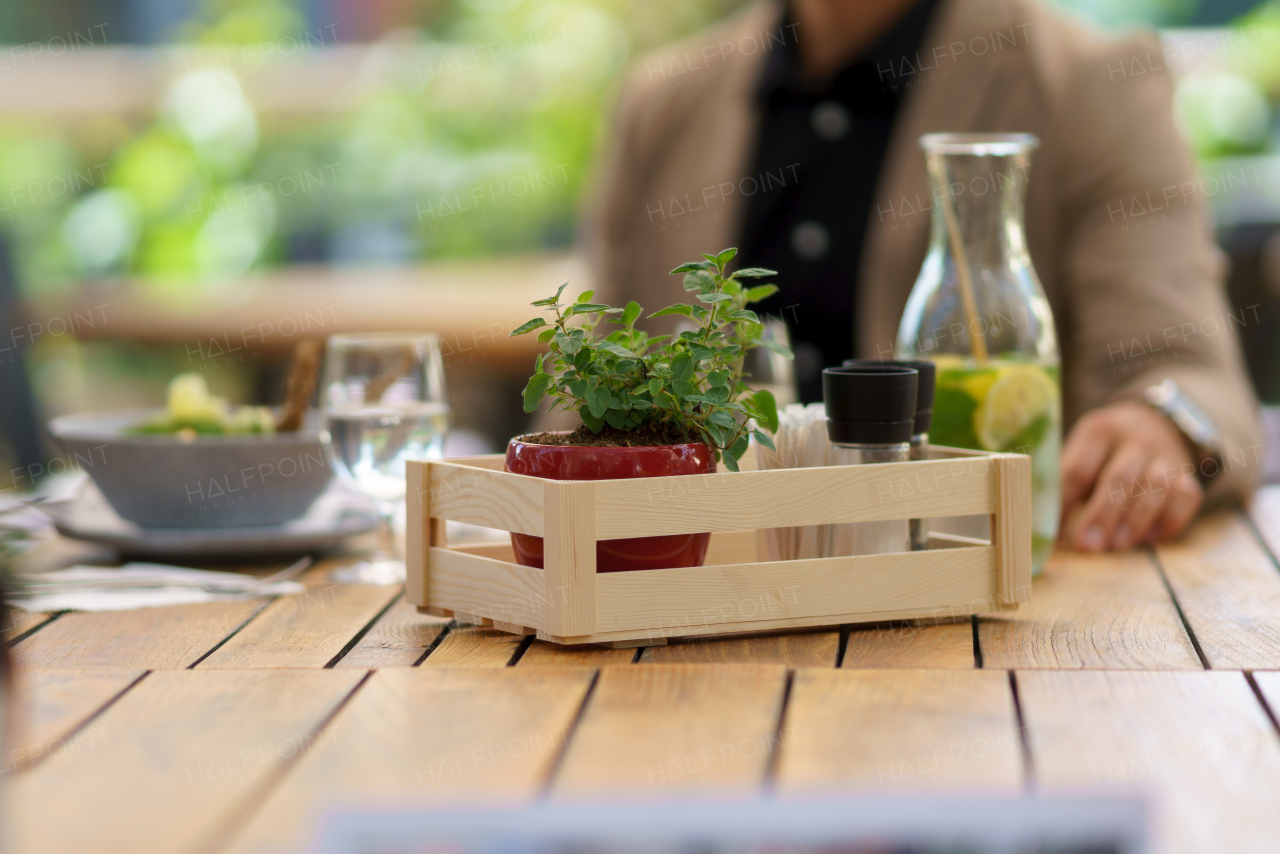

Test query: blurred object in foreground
[305,797,1147,854]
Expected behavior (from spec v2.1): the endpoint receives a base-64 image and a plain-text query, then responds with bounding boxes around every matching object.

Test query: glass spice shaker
[822,365,918,557]
[843,358,936,549]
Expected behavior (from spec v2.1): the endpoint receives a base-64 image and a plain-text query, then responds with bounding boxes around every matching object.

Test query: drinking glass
[897,133,1060,573]
[321,333,449,582]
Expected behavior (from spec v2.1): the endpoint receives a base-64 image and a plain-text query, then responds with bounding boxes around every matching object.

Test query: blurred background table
[27,253,585,366]
[7,492,1280,853]
[4,6,1280,490]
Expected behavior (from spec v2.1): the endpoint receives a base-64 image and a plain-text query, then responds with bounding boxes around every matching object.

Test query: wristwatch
[1142,379,1224,483]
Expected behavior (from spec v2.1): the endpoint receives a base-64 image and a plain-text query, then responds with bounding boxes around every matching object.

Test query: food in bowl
[130,373,275,437]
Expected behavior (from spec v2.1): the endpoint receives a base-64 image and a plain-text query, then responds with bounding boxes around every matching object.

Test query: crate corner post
[405,459,431,609]
[542,479,598,638]
[992,453,1032,605]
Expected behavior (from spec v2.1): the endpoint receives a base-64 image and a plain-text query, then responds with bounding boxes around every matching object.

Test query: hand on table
[1059,400,1203,551]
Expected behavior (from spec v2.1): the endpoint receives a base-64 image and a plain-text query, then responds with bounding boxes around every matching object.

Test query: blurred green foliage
[0,0,746,295]
[1050,0,1199,27]
[7,0,1269,294]
[1050,0,1279,160]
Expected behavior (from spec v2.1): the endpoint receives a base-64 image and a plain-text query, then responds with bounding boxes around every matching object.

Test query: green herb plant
[511,247,792,471]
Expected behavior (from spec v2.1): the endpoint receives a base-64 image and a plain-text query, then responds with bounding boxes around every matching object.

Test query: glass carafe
[896,133,1060,573]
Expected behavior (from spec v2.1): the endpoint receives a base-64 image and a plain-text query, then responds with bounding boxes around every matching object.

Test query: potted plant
[506,247,791,572]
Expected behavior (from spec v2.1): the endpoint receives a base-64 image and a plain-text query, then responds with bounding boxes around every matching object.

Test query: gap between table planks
[1155,510,1280,668]
[219,668,595,854]
[421,625,530,666]
[979,549,1201,669]
[3,611,56,645]
[1018,670,1280,854]
[332,593,449,669]
[3,668,145,774]
[7,669,366,854]
[638,629,839,666]
[197,569,401,669]
[774,669,1024,793]
[10,600,271,670]
[550,664,789,798]
[518,639,636,666]
[842,618,976,669]
[6,558,381,670]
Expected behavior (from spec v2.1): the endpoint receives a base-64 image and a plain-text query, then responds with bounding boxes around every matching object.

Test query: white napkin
[755,403,831,562]
[330,560,405,586]
[8,563,305,613]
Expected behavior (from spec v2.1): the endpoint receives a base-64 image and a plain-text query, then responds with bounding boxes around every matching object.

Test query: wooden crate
[405,447,1031,646]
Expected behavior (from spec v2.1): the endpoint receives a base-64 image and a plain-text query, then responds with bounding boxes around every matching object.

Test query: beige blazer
[580,0,1261,502]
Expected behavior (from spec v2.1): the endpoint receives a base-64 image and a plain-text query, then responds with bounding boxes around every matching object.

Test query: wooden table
[8,494,1280,854]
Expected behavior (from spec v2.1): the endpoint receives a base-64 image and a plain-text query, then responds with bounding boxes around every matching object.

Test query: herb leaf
[510,318,547,336]
[522,373,553,413]
[513,249,793,458]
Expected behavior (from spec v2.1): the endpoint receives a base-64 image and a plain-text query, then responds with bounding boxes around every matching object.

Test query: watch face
[1144,380,1222,461]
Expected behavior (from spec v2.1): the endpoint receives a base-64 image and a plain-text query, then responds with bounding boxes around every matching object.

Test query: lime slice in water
[974,365,1057,452]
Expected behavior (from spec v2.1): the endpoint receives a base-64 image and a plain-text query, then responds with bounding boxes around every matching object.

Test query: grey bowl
[49,408,334,529]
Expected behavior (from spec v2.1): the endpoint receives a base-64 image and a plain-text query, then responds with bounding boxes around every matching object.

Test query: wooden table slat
[519,640,636,666]
[979,550,1201,669]
[12,506,1280,853]
[332,595,449,669]
[3,612,57,645]
[11,601,269,670]
[842,619,976,669]
[4,669,145,774]
[1018,670,1280,854]
[776,668,1023,792]
[8,669,365,854]
[551,664,788,798]
[221,667,595,854]
[1155,512,1280,669]
[199,582,401,669]
[1246,486,1280,563]
[640,630,839,666]
[421,626,529,667]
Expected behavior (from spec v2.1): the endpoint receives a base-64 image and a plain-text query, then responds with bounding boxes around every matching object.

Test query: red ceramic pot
[505,435,715,572]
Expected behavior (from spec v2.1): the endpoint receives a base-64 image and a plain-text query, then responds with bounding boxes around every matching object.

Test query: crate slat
[427,461,545,535]
[927,445,994,458]
[427,547,547,625]
[421,544,1005,643]
[406,461,429,609]
[450,541,516,561]
[439,454,506,470]
[993,455,1033,604]
[540,602,1016,646]
[593,457,1000,538]
[543,480,598,636]
[593,546,999,635]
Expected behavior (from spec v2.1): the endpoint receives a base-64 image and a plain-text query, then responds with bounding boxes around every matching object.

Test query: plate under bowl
[41,476,378,560]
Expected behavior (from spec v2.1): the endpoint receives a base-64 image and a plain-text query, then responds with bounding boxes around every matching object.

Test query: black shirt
[738,0,940,403]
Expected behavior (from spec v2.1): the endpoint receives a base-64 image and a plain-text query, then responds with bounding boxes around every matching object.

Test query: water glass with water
[321,333,449,581]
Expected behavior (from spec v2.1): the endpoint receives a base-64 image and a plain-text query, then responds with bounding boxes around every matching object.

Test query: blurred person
[579,0,1261,551]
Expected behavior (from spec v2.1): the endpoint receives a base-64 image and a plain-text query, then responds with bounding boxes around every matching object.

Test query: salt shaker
[822,365,918,557]
[843,358,936,549]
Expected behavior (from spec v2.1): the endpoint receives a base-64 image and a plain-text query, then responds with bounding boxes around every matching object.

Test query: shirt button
[791,221,829,260]
[811,101,850,140]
